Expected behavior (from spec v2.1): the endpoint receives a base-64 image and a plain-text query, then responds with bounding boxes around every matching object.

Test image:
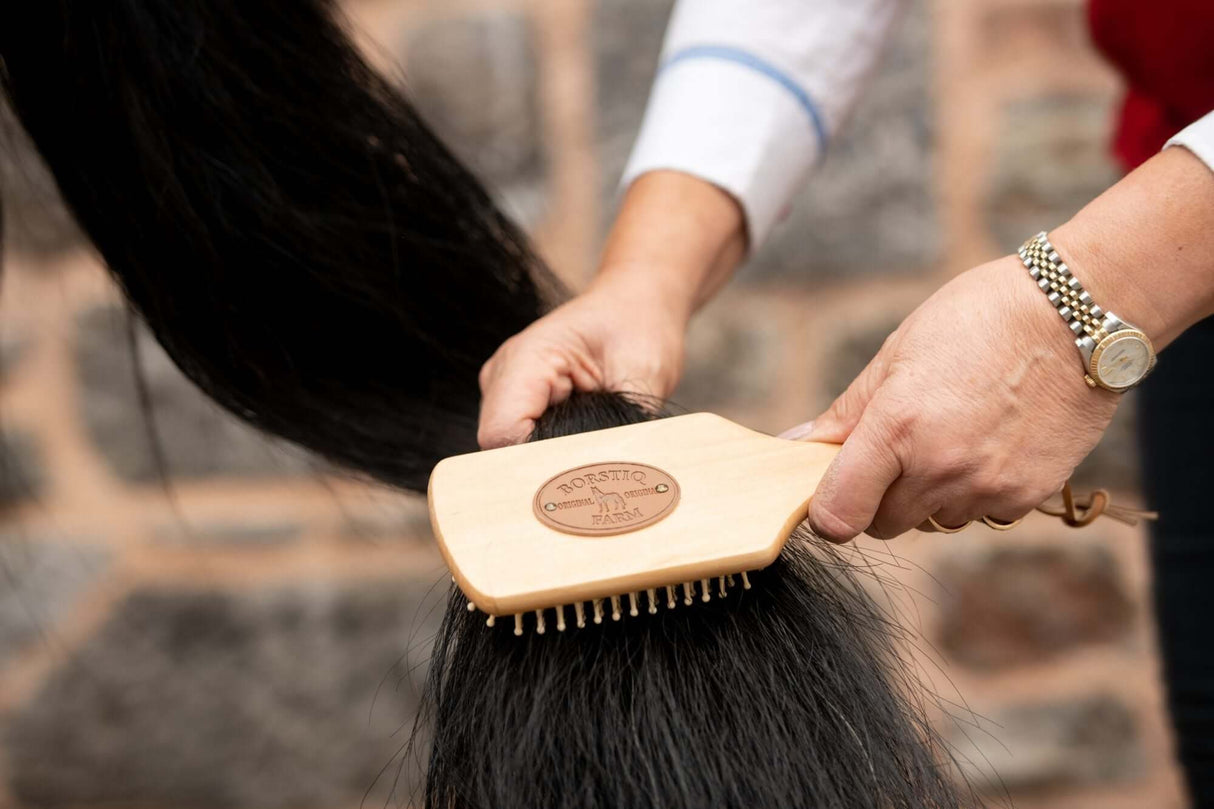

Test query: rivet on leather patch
[533,462,680,537]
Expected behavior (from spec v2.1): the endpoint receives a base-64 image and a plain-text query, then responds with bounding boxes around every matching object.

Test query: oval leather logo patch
[533,461,680,537]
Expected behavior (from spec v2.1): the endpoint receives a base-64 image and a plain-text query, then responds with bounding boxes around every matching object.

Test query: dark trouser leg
[1139,317,1214,805]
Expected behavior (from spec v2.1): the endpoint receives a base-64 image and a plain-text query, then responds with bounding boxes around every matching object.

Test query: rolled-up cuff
[1165,109,1214,174]
[621,56,823,250]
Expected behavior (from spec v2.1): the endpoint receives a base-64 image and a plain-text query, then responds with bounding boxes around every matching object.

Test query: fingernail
[778,420,815,441]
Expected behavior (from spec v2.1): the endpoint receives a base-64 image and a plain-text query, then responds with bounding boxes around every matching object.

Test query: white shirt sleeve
[621,0,906,248]
[1166,110,1214,174]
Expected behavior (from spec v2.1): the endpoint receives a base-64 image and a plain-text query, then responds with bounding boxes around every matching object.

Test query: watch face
[1093,333,1153,390]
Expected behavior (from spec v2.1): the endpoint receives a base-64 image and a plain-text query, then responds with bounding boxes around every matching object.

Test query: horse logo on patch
[533,462,680,537]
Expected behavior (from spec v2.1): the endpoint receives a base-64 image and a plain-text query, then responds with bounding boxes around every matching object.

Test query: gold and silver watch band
[1018,232,1108,344]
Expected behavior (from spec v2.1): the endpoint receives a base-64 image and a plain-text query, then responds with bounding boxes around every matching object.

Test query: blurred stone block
[980,2,1092,64]
[338,493,434,544]
[937,543,1134,670]
[0,100,86,257]
[0,536,109,667]
[592,0,675,231]
[985,93,1121,253]
[0,431,44,506]
[948,693,1142,792]
[153,520,304,548]
[5,580,444,808]
[405,12,548,227]
[674,294,781,411]
[819,316,902,407]
[75,306,313,484]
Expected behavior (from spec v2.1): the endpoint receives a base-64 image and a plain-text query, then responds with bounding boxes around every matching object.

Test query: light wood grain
[428,413,840,616]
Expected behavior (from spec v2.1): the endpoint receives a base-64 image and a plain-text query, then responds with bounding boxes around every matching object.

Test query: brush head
[427,413,840,617]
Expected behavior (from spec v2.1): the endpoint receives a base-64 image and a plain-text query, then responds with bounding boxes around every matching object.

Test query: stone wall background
[0,0,1187,807]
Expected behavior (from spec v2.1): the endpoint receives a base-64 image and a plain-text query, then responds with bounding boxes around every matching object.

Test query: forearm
[1052,145,1214,350]
[591,170,747,324]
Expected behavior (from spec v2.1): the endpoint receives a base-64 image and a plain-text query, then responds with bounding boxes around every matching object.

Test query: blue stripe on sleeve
[660,45,828,153]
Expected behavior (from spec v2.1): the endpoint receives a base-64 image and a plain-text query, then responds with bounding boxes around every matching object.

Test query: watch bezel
[1088,330,1156,392]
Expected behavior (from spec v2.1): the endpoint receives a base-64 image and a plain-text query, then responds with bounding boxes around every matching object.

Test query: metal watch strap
[1017,231,1108,345]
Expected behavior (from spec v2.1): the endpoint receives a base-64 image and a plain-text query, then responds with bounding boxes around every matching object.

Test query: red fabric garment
[1088,0,1214,170]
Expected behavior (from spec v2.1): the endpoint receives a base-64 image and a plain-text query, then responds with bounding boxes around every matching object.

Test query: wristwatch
[1018,231,1156,393]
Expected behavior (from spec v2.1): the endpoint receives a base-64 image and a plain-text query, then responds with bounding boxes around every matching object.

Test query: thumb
[807,411,902,543]
[804,350,890,443]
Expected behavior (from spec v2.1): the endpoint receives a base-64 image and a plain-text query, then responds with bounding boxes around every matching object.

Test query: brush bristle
[461,570,757,636]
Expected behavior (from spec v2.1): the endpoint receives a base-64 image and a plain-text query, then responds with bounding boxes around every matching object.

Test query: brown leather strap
[1035,482,1157,528]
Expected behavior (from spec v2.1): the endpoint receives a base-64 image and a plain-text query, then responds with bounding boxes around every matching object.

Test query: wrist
[595,170,747,321]
[1048,147,1214,350]
[585,262,697,329]
[1047,220,1172,349]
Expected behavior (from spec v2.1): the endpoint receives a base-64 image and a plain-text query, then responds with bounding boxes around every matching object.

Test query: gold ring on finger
[926,515,973,534]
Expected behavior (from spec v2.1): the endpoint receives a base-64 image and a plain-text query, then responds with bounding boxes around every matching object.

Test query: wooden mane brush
[427,412,1153,635]
[428,413,838,635]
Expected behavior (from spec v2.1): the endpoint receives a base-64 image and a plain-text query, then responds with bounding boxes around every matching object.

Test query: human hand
[476,273,688,448]
[791,145,1214,542]
[796,255,1120,542]
[478,170,747,449]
